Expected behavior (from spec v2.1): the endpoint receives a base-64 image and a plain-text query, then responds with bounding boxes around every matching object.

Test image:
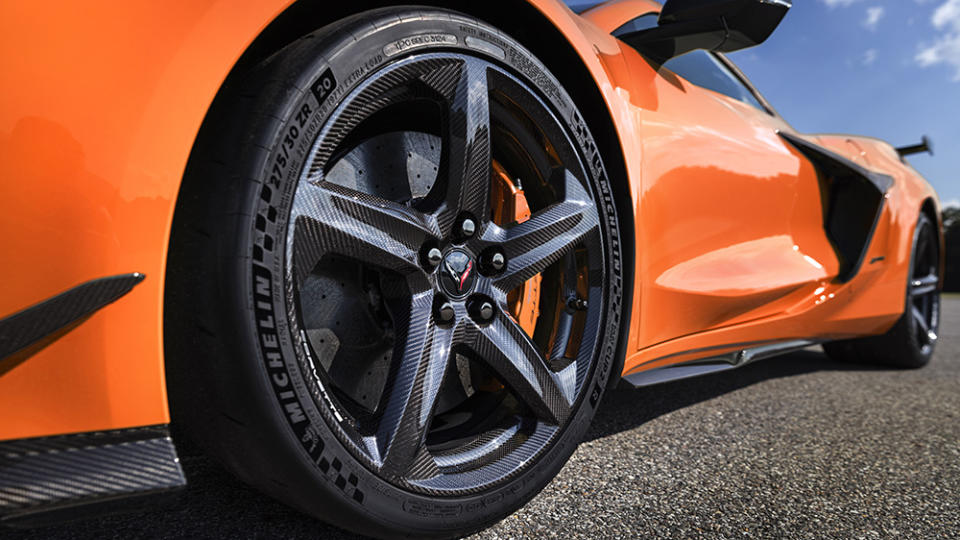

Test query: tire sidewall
[236,8,623,536]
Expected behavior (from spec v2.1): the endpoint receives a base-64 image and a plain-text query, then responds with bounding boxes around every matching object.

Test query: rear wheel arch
[920,198,944,262]
[906,197,944,291]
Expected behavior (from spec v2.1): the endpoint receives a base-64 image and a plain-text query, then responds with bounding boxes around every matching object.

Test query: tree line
[945,206,959,292]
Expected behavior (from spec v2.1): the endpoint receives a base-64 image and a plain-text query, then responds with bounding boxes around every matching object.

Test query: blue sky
[726,0,959,208]
[565,0,959,208]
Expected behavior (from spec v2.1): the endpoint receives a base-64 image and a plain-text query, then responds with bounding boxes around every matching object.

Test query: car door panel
[630,51,839,349]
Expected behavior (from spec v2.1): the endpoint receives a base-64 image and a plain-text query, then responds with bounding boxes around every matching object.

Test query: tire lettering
[285,402,307,424]
[310,68,337,106]
[383,34,456,57]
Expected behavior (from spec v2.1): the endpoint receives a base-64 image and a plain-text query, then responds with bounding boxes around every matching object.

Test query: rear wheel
[824,213,940,368]
[165,8,623,539]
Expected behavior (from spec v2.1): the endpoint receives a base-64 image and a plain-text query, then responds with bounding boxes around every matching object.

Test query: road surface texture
[6,297,959,539]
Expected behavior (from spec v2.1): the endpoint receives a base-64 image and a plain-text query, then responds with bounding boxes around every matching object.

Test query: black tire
[165,7,623,539]
[823,213,941,368]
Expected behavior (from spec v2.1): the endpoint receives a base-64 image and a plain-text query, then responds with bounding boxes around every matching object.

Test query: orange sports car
[0,0,944,537]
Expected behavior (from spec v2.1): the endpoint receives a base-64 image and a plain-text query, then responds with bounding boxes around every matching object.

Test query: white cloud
[863,6,885,29]
[915,0,960,80]
[863,49,879,65]
[932,0,960,28]
[944,198,960,209]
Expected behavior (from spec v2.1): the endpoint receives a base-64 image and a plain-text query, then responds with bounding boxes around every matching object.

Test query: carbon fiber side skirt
[0,425,186,527]
[621,339,820,388]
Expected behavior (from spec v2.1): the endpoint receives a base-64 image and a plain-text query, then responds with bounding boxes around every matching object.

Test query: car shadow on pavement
[11,349,890,540]
[9,431,364,540]
[585,348,891,442]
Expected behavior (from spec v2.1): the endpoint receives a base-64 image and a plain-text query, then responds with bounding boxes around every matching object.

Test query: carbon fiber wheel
[289,53,605,493]
[908,215,940,356]
[167,7,623,538]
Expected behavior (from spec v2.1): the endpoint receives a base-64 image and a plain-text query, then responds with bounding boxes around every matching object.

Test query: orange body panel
[573,0,939,377]
[0,1,296,439]
[0,0,940,441]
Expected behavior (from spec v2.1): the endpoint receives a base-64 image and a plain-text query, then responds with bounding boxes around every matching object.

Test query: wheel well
[205,0,635,387]
[921,197,943,263]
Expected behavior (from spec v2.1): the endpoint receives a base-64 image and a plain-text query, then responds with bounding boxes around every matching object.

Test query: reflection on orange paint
[654,235,829,295]
[0,0,942,441]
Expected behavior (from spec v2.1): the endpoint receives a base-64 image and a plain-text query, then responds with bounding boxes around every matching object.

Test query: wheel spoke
[466,310,572,425]
[374,292,453,476]
[285,51,608,492]
[488,169,599,292]
[910,273,938,297]
[434,59,492,235]
[290,181,440,285]
[912,304,930,334]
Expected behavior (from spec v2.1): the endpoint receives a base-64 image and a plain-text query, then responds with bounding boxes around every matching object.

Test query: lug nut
[437,302,455,323]
[567,297,588,311]
[489,251,506,272]
[460,218,476,238]
[468,297,496,324]
[426,247,443,267]
[478,301,494,322]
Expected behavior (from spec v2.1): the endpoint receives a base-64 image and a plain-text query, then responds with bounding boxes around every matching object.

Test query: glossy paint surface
[585,2,940,375]
[634,54,840,348]
[0,0,940,440]
[0,1,292,439]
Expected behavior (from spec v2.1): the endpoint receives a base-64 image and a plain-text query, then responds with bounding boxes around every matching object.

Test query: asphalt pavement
[6,297,959,539]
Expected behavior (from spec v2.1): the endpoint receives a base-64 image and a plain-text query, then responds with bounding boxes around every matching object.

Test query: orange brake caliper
[490,160,541,337]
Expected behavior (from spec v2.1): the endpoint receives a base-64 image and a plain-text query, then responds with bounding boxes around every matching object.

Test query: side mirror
[619,0,791,63]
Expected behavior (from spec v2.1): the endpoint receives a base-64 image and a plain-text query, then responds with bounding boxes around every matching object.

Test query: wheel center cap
[439,249,477,299]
